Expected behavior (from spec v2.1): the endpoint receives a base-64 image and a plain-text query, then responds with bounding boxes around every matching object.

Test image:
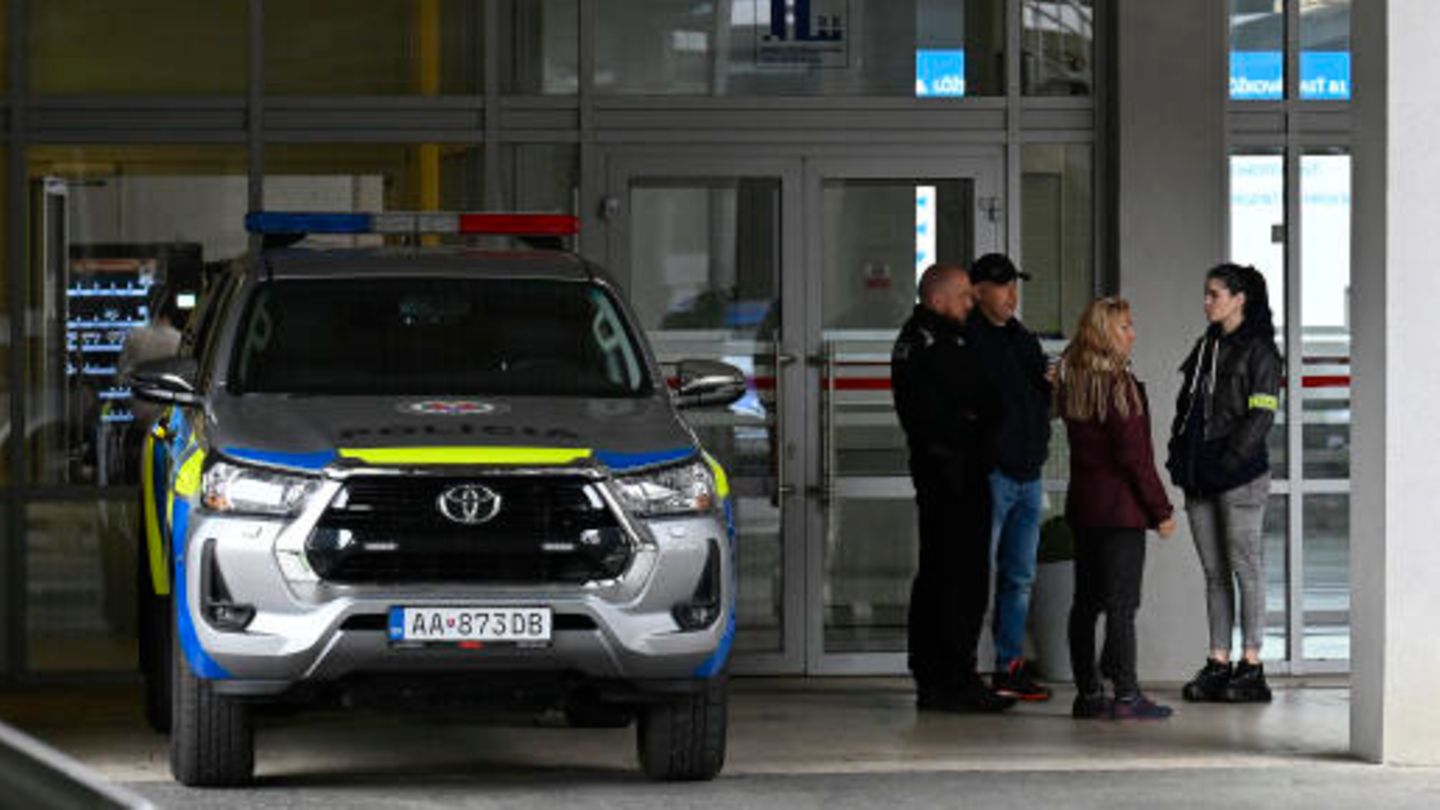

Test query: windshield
[229,276,652,397]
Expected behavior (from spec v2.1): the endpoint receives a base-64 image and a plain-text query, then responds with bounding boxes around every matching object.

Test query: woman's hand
[1156,517,1177,539]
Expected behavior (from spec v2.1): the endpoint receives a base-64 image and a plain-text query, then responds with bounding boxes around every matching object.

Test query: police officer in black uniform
[892,263,1012,713]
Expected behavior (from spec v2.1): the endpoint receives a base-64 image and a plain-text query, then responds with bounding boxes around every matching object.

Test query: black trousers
[907,456,992,690]
[1068,527,1146,698]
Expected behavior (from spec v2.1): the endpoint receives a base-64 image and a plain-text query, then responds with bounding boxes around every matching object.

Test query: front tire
[635,678,727,781]
[170,606,254,787]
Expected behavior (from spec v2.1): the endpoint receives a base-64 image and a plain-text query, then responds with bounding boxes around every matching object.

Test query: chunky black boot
[1223,661,1273,703]
[1181,658,1233,702]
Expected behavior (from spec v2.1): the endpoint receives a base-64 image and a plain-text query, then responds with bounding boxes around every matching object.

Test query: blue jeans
[989,471,1044,670]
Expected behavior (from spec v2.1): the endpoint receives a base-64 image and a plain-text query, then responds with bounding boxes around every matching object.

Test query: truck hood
[204,393,699,474]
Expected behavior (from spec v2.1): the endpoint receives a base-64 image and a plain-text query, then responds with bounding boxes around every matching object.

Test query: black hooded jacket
[1166,319,1283,496]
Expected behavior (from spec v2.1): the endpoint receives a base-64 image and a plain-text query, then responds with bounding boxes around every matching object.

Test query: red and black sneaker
[992,659,1053,702]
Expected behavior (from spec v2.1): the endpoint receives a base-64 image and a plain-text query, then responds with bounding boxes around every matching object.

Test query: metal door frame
[801,154,1003,675]
[603,152,809,674]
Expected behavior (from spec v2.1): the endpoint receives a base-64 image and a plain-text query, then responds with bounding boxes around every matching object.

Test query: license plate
[388,606,552,643]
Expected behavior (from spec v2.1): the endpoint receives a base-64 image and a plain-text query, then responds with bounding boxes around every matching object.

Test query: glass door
[605,155,807,673]
[802,157,1002,674]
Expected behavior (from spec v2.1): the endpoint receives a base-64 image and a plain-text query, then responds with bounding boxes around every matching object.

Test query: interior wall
[1113,0,1227,681]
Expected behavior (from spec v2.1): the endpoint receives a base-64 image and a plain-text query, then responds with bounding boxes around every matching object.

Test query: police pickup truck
[131,212,743,785]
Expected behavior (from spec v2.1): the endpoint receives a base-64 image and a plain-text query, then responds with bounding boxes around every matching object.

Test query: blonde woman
[1057,298,1176,720]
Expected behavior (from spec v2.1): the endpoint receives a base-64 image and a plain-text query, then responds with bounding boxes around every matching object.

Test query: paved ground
[6,678,1439,808]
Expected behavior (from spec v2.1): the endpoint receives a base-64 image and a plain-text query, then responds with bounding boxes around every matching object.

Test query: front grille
[307,475,630,585]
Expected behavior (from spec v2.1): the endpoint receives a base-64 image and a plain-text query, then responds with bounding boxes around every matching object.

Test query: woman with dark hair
[1059,297,1176,721]
[1167,263,1283,704]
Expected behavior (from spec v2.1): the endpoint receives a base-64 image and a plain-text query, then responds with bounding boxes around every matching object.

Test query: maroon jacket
[1062,378,1174,530]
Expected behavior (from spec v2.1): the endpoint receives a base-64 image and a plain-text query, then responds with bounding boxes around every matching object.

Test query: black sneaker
[1181,658,1232,702]
[1072,691,1112,719]
[1223,661,1273,703]
[916,681,1016,714]
[1111,693,1174,721]
[992,659,1053,702]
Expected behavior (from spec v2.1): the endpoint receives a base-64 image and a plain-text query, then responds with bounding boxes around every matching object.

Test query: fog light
[206,602,256,631]
[671,538,722,632]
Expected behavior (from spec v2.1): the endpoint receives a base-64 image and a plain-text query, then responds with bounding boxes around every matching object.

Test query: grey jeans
[1186,473,1271,653]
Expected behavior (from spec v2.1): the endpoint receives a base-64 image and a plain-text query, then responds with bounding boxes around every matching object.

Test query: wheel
[635,678,727,781]
[136,512,171,734]
[563,690,634,729]
[170,604,254,787]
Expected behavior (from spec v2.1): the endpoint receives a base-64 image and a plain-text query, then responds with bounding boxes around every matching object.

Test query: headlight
[612,460,717,517]
[202,460,321,516]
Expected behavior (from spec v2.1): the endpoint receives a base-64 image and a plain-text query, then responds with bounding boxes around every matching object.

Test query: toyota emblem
[437,484,502,525]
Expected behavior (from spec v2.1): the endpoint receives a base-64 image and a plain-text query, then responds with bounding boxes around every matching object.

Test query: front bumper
[177,501,732,692]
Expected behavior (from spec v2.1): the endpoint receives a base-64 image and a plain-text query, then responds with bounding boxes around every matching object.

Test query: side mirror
[674,359,747,410]
[129,356,202,406]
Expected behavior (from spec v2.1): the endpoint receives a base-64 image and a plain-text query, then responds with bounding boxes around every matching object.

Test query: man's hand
[1156,517,1177,539]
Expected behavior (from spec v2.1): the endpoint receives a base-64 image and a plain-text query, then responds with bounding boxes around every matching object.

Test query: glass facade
[1022,0,1094,96]
[1231,0,1352,101]
[1229,152,1288,479]
[266,0,484,95]
[1230,0,1283,100]
[264,143,486,219]
[25,146,249,487]
[1301,152,1350,481]
[1020,144,1093,337]
[1228,142,1353,665]
[25,501,137,671]
[30,0,247,95]
[0,0,1362,682]
[596,0,1006,97]
[504,0,579,94]
[1300,0,1350,100]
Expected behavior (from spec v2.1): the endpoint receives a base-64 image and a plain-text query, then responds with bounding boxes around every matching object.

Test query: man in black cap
[892,263,1012,713]
[968,252,1055,703]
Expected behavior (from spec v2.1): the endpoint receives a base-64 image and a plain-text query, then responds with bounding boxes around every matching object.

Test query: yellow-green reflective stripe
[338,446,593,466]
[141,434,170,596]
[1249,394,1279,411]
[702,452,730,499]
[174,447,206,497]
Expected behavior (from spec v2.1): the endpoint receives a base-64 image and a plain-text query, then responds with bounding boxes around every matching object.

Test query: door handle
[806,344,836,504]
[772,345,796,498]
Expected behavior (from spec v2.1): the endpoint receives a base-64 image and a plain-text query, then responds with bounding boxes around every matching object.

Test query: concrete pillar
[1113,0,1227,680]
[1350,0,1440,765]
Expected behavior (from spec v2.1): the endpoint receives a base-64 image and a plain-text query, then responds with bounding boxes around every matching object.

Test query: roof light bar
[244,211,580,237]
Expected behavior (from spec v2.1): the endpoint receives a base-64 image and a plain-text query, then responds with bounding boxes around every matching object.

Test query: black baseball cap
[968,253,1031,284]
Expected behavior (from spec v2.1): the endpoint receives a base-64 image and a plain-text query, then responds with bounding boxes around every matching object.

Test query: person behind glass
[891,263,1012,713]
[1057,297,1177,721]
[966,253,1054,703]
[118,286,183,483]
[1167,264,1282,704]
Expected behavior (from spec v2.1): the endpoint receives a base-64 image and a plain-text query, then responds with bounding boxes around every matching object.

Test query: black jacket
[969,316,1052,481]
[891,305,997,471]
[1166,320,1283,495]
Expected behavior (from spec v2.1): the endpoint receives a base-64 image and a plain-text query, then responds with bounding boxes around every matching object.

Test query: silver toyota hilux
[131,213,745,787]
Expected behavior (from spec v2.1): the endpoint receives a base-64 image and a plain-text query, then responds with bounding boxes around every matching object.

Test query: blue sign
[915,49,966,98]
[1230,51,1283,100]
[1300,51,1351,100]
[1230,50,1351,101]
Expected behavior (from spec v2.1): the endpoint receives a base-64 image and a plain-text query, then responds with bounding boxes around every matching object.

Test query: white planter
[1027,560,1075,682]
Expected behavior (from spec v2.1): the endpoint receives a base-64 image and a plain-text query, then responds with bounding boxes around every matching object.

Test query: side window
[193,272,242,392]
[181,269,237,359]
